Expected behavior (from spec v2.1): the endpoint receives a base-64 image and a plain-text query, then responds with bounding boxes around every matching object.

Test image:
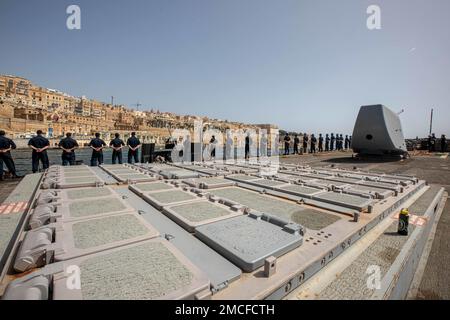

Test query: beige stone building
[0,74,274,146]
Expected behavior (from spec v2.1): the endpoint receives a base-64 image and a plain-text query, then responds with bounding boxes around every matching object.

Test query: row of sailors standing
[0,130,142,180]
[283,133,352,155]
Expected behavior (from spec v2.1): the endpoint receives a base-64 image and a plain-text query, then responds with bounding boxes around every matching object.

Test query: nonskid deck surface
[99,164,160,183]
[132,163,205,179]
[41,165,104,189]
[206,186,341,231]
[0,161,434,300]
[286,185,445,300]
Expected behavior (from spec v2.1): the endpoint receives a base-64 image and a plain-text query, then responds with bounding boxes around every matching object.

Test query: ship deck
[0,151,448,300]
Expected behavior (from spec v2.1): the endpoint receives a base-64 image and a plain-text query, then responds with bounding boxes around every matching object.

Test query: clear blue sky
[1,0,449,138]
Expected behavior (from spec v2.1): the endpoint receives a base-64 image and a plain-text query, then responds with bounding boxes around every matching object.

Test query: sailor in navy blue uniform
[318,134,324,152]
[344,135,350,150]
[330,133,335,151]
[110,133,125,164]
[325,134,330,152]
[0,130,19,180]
[88,133,106,166]
[127,132,141,164]
[28,130,50,173]
[58,132,79,166]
